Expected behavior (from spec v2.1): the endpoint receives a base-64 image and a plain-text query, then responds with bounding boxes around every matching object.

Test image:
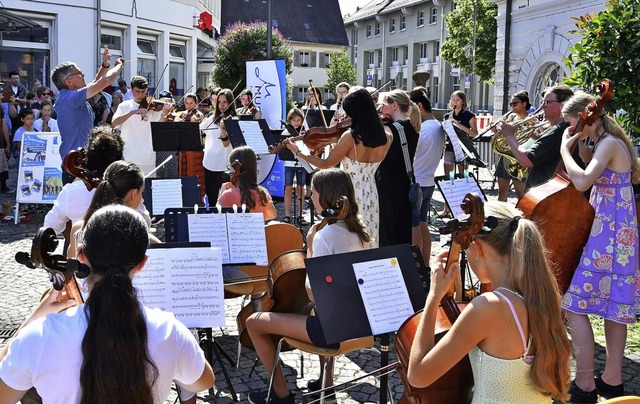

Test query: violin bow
[369,79,393,97]
[308,79,329,128]
[139,63,169,120]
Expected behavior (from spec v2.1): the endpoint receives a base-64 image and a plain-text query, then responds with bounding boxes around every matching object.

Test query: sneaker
[595,376,624,398]
[247,390,294,404]
[307,379,337,403]
[569,380,598,403]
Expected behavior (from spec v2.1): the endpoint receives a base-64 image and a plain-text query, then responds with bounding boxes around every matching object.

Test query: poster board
[16,132,63,204]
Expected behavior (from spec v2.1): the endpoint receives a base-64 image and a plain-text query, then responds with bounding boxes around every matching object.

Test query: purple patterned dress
[562,167,639,324]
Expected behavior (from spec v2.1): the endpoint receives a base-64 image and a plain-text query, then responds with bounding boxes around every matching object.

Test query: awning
[0,8,41,32]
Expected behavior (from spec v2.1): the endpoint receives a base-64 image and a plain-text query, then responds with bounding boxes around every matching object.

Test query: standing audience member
[88,91,109,127]
[500,85,574,190]
[33,100,59,132]
[559,91,640,402]
[0,107,11,193]
[329,82,350,124]
[409,87,445,264]
[377,89,420,247]
[246,169,370,404]
[218,146,277,221]
[106,91,122,126]
[0,205,215,403]
[12,109,36,153]
[50,45,124,184]
[285,88,392,246]
[201,88,236,204]
[116,77,134,101]
[111,76,173,176]
[407,201,570,403]
[439,91,478,217]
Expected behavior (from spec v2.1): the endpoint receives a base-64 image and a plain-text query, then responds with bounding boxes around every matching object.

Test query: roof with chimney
[221,0,349,46]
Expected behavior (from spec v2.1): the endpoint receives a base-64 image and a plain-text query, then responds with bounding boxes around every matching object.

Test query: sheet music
[238,120,269,154]
[437,176,485,219]
[352,257,414,335]
[227,212,268,265]
[187,213,231,263]
[295,140,316,173]
[151,179,183,216]
[134,246,224,328]
[442,120,473,163]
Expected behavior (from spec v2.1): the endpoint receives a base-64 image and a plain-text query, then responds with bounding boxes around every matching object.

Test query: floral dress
[562,167,639,323]
[341,155,381,248]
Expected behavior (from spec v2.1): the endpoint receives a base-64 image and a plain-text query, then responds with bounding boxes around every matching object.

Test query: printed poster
[17,132,63,204]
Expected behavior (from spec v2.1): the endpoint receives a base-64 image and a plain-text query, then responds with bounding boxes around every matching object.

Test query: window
[169,41,186,97]
[534,63,566,105]
[452,75,461,92]
[101,27,124,78]
[0,18,51,91]
[169,45,184,58]
[375,22,381,36]
[299,51,310,67]
[297,87,306,104]
[400,15,406,31]
[430,7,438,24]
[366,24,372,38]
[136,38,157,93]
[389,18,396,33]
[419,43,428,60]
[433,76,439,104]
[391,47,399,63]
[433,41,440,61]
[352,29,358,64]
[417,10,425,27]
[100,34,121,52]
[319,53,331,68]
[401,45,408,65]
[367,51,375,66]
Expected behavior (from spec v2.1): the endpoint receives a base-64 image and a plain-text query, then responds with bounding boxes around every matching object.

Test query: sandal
[297,216,308,226]
[282,216,291,223]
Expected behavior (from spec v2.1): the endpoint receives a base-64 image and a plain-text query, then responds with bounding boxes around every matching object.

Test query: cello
[395,193,489,403]
[516,79,613,293]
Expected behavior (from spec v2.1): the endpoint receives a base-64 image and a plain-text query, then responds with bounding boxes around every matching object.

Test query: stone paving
[1,158,639,403]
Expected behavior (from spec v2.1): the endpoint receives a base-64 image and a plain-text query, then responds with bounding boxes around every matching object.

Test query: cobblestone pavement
[1,160,639,403]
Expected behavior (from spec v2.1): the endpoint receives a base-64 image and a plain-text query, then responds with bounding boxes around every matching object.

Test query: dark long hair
[85,126,124,179]
[83,161,143,223]
[228,146,269,210]
[311,168,369,245]
[342,87,387,148]
[214,88,237,120]
[79,205,157,403]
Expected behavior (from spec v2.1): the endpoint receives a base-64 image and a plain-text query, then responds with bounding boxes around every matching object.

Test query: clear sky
[338,0,377,17]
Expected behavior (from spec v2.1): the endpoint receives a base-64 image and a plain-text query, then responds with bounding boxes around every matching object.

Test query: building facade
[491,0,606,114]
[344,0,493,112]
[0,0,220,97]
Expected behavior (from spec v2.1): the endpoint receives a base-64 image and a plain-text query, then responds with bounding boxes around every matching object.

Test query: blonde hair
[475,202,570,401]
[449,90,468,109]
[384,89,421,132]
[562,91,640,183]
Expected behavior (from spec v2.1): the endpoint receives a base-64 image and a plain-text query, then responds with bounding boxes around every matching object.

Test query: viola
[516,78,612,293]
[395,193,489,403]
[15,227,90,304]
[62,148,101,192]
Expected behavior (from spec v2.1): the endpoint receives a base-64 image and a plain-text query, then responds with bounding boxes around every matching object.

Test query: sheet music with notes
[442,120,471,163]
[436,175,485,220]
[186,212,268,265]
[151,178,183,216]
[134,246,224,328]
[238,120,269,154]
[352,257,415,335]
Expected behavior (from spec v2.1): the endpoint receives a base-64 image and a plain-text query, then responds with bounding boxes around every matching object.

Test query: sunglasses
[509,102,521,107]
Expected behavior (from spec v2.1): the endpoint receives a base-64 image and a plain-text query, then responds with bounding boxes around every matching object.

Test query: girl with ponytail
[0,205,214,403]
[407,201,570,403]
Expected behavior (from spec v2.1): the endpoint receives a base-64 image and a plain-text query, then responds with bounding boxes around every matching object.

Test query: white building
[0,0,221,96]
[491,0,606,114]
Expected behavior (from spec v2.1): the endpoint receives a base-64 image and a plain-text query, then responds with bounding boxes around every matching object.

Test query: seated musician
[500,85,574,189]
[406,202,570,403]
[44,126,151,235]
[0,205,214,402]
[218,146,277,221]
[67,160,161,258]
[245,168,370,404]
[238,89,262,120]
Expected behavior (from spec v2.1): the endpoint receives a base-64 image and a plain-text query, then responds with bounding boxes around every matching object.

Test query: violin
[395,193,491,403]
[138,96,171,112]
[62,148,101,192]
[15,227,90,304]
[229,160,241,186]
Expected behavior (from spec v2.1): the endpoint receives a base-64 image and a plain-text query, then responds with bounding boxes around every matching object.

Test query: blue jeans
[411,185,435,227]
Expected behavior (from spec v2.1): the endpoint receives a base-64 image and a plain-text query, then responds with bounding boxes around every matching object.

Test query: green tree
[325,52,357,100]
[440,0,497,83]
[563,0,640,139]
[212,22,294,92]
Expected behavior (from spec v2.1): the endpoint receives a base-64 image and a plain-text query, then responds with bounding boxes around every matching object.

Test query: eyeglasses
[42,92,53,96]
[65,72,84,81]
[542,99,561,106]
[509,101,521,107]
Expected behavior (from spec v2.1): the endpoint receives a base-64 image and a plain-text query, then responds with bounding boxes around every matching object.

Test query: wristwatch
[101,62,110,68]
[219,136,229,141]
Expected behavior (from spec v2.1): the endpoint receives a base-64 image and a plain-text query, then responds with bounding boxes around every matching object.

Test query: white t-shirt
[414,119,446,187]
[201,115,232,172]
[112,100,163,175]
[33,118,60,132]
[0,305,206,404]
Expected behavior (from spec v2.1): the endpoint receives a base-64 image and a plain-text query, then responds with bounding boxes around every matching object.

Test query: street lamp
[267,0,272,59]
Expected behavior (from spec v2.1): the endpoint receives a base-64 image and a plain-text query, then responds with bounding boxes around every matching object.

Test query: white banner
[245,60,286,129]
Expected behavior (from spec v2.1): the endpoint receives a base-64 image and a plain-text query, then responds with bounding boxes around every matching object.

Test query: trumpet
[477,110,514,138]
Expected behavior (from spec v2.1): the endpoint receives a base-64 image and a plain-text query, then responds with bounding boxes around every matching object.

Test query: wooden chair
[601,397,640,403]
[267,335,375,403]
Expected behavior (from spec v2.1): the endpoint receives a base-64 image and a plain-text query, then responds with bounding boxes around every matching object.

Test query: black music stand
[142,176,201,217]
[150,121,203,152]
[305,109,334,129]
[305,244,428,403]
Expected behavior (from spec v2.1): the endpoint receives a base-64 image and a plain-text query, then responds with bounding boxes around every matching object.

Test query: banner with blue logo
[17,132,63,204]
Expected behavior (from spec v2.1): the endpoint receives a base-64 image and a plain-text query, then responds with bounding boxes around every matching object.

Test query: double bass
[395,193,490,403]
[516,79,613,293]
